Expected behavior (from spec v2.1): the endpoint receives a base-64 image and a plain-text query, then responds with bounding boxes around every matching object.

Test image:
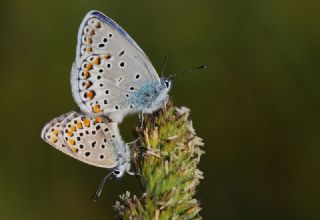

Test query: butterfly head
[160,77,173,91]
[113,169,125,178]
[113,162,131,178]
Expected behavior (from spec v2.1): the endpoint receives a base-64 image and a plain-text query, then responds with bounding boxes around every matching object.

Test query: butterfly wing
[71,11,161,120]
[41,111,121,168]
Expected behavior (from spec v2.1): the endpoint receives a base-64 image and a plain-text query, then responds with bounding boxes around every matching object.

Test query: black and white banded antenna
[161,54,169,78]
[169,65,207,79]
[91,171,116,202]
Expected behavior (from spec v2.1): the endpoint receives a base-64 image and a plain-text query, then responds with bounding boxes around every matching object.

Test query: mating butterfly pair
[41,10,172,198]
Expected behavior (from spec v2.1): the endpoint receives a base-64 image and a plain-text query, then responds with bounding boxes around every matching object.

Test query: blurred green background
[1,0,319,219]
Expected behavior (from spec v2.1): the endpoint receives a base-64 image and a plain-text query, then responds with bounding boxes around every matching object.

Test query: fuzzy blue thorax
[129,78,172,114]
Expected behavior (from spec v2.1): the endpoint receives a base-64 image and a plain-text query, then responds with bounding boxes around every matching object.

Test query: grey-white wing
[71,10,161,117]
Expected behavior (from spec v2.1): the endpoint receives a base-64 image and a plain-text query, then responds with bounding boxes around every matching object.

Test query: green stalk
[114,100,204,219]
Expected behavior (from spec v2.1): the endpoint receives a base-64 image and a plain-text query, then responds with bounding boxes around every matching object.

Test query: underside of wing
[41,111,121,168]
[71,11,161,117]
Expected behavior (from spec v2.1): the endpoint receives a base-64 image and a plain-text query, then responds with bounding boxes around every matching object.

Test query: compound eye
[113,170,120,176]
[164,80,170,88]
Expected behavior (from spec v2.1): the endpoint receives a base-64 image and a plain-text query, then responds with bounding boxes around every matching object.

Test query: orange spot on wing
[103,54,111,59]
[95,117,103,123]
[70,126,76,131]
[70,145,78,153]
[68,139,75,146]
[87,47,92,53]
[86,63,92,70]
[50,137,58,143]
[83,118,90,127]
[86,90,95,100]
[92,104,101,113]
[77,122,83,129]
[84,70,90,79]
[68,131,73,137]
[93,57,101,65]
[89,30,95,36]
[87,37,92,44]
[53,129,58,136]
[84,81,92,89]
[95,22,101,28]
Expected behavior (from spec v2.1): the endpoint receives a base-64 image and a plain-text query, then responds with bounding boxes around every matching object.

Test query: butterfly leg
[139,111,144,128]
[127,170,141,176]
[127,137,140,146]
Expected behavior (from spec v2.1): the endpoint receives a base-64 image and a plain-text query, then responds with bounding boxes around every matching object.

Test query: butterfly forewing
[71,11,161,119]
[41,111,120,168]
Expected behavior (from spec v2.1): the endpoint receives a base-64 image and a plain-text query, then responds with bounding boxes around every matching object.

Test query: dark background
[1,0,319,219]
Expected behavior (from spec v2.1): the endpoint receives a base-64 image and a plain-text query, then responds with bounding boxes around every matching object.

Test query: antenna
[91,171,116,202]
[161,54,169,77]
[169,65,207,78]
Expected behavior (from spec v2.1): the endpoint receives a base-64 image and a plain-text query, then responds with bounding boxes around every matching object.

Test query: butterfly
[71,10,172,123]
[41,111,131,199]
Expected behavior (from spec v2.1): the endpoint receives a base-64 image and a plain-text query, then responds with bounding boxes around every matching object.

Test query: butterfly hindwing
[41,111,121,168]
[41,111,77,152]
[71,11,162,121]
